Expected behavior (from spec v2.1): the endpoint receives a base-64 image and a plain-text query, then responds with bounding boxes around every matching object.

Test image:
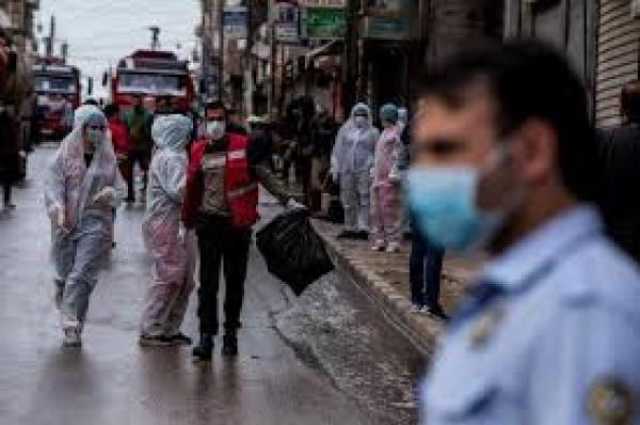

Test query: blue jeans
[410,230,445,308]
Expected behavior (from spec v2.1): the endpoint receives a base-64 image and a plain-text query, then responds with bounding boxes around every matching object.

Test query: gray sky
[37,0,200,100]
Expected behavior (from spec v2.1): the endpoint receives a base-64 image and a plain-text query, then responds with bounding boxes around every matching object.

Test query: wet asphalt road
[0,147,372,425]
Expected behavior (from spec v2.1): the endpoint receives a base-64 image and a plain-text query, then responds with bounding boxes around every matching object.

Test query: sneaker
[169,332,192,346]
[3,203,16,211]
[371,240,386,251]
[222,334,238,357]
[138,334,177,347]
[386,242,401,253]
[63,328,82,348]
[410,304,426,314]
[426,305,450,321]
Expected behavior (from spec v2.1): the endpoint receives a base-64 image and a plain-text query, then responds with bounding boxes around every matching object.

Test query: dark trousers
[2,182,11,206]
[124,149,150,201]
[410,231,445,308]
[196,215,252,335]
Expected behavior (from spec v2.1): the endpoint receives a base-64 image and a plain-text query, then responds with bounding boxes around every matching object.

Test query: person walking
[124,94,153,202]
[0,30,26,210]
[410,40,640,424]
[139,115,195,346]
[597,81,640,263]
[44,105,126,347]
[183,101,301,360]
[105,103,131,248]
[370,103,403,253]
[330,103,379,239]
[409,231,446,319]
[105,104,130,179]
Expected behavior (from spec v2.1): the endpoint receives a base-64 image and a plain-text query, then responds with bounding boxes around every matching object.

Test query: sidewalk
[312,219,482,355]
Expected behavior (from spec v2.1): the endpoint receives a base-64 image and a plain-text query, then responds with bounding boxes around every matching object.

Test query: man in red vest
[183,101,301,360]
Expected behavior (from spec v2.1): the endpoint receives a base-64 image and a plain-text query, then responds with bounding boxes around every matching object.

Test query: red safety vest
[183,134,259,229]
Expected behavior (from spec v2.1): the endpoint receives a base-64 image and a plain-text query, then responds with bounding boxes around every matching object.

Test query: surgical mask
[406,148,517,252]
[354,116,368,128]
[206,120,226,140]
[86,128,104,150]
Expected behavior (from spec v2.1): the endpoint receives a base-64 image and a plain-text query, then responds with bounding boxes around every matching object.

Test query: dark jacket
[597,124,640,261]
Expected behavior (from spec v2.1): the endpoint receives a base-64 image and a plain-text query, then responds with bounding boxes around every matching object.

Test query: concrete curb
[312,220,470,356]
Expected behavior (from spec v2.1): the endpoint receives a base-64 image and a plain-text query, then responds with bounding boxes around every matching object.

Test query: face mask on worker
[85,126,104,153]
[406,144,522,252]
[353,115,368,129]
[206,120,226,140]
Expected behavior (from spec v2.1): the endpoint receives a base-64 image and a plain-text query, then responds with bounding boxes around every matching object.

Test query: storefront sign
[302,7,346,40]
[274,0,301,43]
[223,6,248,40]
[361,0,415,40]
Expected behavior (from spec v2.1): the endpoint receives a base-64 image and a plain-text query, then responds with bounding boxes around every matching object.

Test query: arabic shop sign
[302,7,346,40]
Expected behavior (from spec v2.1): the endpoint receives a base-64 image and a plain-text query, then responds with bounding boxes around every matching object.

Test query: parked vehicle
[32,58,80,142]
[106,50,194,114]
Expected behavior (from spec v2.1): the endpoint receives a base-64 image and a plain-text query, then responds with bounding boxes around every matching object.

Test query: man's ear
[514,118,558,186]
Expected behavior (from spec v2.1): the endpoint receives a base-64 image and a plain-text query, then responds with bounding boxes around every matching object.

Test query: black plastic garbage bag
[256,208,334,295]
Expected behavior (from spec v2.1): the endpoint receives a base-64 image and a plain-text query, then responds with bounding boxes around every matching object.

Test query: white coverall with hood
[140,114,196,338]
[330,103,380,233]
[44,105,126,333]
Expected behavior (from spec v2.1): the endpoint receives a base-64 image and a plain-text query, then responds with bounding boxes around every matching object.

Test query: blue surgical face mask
[406,158,512,252]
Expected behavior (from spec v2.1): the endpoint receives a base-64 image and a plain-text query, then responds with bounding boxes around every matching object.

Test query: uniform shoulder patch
[587,377,634,425]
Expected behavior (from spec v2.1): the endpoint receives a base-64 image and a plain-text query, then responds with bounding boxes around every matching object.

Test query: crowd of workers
[5,25,640,422]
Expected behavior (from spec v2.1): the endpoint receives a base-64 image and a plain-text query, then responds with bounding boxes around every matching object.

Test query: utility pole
[218,0,225,101]
[61,41,68,63]
[244,0,254,116]
[269,23,276,119]
[45,14,55,57]
[149,26,161,50]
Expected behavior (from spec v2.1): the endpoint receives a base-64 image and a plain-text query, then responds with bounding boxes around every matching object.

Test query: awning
[305,40,343,67]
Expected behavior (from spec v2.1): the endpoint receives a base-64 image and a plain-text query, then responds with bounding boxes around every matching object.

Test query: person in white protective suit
[330,103,380,239]
[139,114,196,347]
[44,105,126,347]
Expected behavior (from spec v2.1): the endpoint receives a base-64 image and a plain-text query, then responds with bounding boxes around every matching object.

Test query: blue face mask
[406,167,504,252]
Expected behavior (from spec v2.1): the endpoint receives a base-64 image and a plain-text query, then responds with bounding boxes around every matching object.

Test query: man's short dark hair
[205,100,227,116]
[419,39,597,201]
[104,103,119,118]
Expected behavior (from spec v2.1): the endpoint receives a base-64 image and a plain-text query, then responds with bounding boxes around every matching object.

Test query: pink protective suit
[370,124,403,246]
[140,115,195,338]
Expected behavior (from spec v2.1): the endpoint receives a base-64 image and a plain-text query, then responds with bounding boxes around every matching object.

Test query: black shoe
[170,332,192,346]
[222,334,238,357]
[192,333,214,360]
[355,231,370,240]
[337,230,357,239]
[139,334,177,347]
[426,305,449,321]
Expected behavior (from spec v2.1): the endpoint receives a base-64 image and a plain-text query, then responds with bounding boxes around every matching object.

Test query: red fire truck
[108,50,194,113]
[32,58,81,142]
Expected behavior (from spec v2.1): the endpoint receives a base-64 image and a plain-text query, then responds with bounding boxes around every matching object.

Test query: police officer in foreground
[408,40,640,424]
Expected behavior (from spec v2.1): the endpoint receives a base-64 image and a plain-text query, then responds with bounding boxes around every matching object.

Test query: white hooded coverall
[44,105,126,332]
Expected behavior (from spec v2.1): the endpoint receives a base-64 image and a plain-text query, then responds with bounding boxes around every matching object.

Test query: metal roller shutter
[596,0,640,128]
